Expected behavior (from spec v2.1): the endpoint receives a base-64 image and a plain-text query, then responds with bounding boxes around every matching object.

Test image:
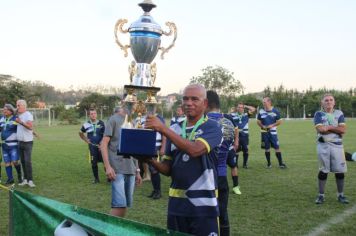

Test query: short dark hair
[207,90,220,109]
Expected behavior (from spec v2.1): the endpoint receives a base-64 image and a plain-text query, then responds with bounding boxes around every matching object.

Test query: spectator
[101,107,142,217]
[16,100,36,187]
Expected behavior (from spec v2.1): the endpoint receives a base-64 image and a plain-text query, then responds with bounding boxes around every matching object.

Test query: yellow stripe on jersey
[169,188,187,198]
[196,138,211,153]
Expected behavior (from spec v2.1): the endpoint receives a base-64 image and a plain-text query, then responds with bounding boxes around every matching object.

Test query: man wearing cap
[0,104,22,184]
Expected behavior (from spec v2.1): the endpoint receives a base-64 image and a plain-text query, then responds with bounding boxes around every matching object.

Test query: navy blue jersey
[229,112,250,135]
[164,117,222,217]
[170,115,186,126]
[257,107,281,134]
[207,112,235,176]
[80,120,105,144]
[0,115,18,148]
[314,109,345,144]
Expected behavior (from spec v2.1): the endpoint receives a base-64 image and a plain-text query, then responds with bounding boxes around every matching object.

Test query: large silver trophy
[115,0,177,157]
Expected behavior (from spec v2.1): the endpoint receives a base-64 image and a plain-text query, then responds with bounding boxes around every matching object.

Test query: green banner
[9,190,188,236]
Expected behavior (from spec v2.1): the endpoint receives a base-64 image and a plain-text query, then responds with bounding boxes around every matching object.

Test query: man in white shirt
[16,99,36,187]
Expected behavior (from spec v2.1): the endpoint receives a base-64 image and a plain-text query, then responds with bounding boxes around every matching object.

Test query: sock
[151,172,161,191]
[243,152,248,166]
[336,178,344,195]
[14,164,22,181]
[318,179,326,195]
[232,176,239,187]
[92,164,99,180]
[276,152,283,165]
[265,152,271,165]
[5,166,13,180]
[220,225,230,236]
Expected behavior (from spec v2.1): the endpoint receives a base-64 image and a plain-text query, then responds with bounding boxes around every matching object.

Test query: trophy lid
[129,15,162,35]
[129,0,162,35]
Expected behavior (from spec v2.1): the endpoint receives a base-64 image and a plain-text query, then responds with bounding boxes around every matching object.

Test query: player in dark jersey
[206,90,236,236]
[257,97,286,169]
[230,102,256,168]
[170,105,186,126]
[79,109,105,183]
[145,84,223,236]
[0,104,22,184]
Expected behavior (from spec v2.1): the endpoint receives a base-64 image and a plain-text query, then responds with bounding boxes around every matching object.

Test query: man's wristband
[136,168,140,172]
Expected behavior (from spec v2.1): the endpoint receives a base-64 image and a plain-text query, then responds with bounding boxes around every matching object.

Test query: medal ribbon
[181,115,205,141]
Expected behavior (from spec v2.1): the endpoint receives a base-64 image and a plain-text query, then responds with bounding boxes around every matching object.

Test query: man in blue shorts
[314,94,348,204]
[257,97,286,168]
[145,84,223,236]
[230,102,256,169]
[79,108,105,183]
[206,90,236,236]
[0,104,22,184]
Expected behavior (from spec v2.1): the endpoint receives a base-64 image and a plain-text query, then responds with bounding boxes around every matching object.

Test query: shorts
[227,148,237,168]
[167,215,219,236]
[111,174,135,208]
[89,145,103,163]
[2,145,19,163]
[317,142,347,173]
[237,134,249,153]
[261,132,279,150]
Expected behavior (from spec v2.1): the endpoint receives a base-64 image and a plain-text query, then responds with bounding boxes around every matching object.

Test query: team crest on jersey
[195,129,203,137]
[182,154,190,162]
[208,233,218,236]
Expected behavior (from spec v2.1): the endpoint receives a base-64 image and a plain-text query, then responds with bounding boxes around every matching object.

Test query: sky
[1,0,355,95]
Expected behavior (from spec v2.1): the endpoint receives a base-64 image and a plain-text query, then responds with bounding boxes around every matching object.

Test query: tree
[190,66,244,97]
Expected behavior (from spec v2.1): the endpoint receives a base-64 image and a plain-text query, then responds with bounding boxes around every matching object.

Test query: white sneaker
[18,179,28,186]
[28,180,36,188]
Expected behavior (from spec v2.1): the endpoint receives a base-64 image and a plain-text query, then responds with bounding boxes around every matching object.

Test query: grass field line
[306,204,356,236]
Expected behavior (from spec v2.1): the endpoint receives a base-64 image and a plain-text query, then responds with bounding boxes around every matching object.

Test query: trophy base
[118,128,157,158]
[124,84,160,92]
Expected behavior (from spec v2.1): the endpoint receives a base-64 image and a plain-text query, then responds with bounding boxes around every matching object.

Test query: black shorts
[89,145,103,163]
[227,148,237,168]
[167,214,219,236]
[237,134,249,153]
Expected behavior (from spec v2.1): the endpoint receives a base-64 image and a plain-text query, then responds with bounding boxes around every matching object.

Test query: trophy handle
[114,19,130,57]
[159,21,177,59]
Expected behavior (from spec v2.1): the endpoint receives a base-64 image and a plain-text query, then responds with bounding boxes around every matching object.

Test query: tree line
[2,67,356,123]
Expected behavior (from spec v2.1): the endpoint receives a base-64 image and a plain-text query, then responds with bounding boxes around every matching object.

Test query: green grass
[1,119,356,235]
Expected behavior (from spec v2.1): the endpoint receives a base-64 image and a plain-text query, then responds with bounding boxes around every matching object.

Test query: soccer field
[0,119,356,235]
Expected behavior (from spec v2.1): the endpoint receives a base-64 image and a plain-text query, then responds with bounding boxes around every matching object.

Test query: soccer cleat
[338,195,349,204]
[28,180,36,188]
[92,178,100,184]
[266,164,272,169]
[18,179,28,186]
[315,195,325,204]
[232,186,242,195]
[5,179,14,185]
[279,164,287,169]
[243,165,248,169]
[148,190,156,198]
[152,190,161,200]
